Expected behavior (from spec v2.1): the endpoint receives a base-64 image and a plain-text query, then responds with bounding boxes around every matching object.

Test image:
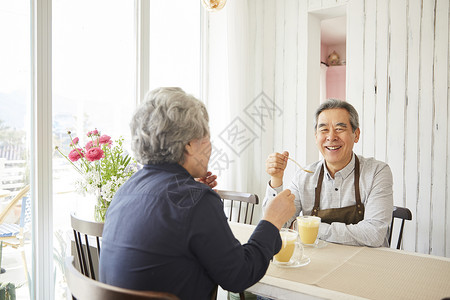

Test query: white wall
[205,0,450,257]
[346,0,450,257]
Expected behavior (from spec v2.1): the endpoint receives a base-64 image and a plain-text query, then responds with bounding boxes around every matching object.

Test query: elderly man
[99,87,295,299]
[263,99,393,247]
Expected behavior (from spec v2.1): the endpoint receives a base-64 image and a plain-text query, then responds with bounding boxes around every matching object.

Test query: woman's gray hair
[130,87,210,165]
[313,99,359,132]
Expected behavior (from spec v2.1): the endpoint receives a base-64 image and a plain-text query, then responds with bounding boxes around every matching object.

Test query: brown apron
[311,155,364,225]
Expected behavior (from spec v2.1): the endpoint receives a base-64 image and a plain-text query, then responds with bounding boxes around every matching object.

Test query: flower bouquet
[55,129,137,222]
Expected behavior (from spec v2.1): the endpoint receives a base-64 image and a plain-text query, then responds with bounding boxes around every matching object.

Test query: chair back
[0,185,30,239]
[389,206,412,249]
[217,190,258,300]
[217,190,259,225]
[71,213,104,280]
[19,195,31,230]
[0,185,30,224]
[65,256,180,300]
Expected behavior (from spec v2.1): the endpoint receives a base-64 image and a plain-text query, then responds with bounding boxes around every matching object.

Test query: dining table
[229,222,450,300]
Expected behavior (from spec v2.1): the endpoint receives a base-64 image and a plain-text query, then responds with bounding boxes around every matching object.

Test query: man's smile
[325,146,342,151]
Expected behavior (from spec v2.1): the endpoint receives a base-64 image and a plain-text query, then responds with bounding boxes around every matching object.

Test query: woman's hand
[195,171,218,190]
[262,189,296,230]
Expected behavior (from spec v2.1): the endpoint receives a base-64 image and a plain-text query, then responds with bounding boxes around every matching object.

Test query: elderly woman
[99,87,295,299]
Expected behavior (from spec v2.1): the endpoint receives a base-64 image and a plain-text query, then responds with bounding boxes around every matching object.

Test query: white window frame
[136,0,150,105]
[31,0,53,298]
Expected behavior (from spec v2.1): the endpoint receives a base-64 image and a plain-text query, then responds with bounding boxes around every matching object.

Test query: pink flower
[87,129,99,137]
[70,137,79,146]
[85,140,100,151]
[99,135,112,147]
[85,141,93,150]
[68,148,84,162]
[85,147,105,162]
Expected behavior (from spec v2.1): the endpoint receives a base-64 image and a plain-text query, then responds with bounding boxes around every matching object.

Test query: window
[52,1,135,298]
[149,1,201,97]
[0,1,32,299]
[52,1,201,299]
[2,1,202,297]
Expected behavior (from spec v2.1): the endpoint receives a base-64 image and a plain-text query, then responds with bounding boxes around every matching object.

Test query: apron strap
[312,155,361,216]
[354,155,363,215]
[312,164,324,215]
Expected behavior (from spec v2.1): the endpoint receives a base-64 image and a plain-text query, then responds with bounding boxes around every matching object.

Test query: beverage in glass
[274,228,298,263]
[297,216,321,245]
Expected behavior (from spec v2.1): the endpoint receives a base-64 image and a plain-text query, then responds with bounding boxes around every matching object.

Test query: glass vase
[94,195,108,223]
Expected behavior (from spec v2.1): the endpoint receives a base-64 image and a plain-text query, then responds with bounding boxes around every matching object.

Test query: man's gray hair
[313,99,359,132]
[130,87,209,165]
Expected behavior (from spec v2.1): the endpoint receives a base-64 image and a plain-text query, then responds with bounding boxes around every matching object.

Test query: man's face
[315,108,360,173]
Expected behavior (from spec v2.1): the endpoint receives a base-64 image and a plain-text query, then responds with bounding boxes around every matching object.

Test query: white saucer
[273,255,311,268]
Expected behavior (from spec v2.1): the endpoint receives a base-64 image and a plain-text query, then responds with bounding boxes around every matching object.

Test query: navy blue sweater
[99,163,281,300]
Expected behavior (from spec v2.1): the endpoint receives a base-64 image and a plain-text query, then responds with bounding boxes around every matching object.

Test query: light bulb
[201,0,227,12]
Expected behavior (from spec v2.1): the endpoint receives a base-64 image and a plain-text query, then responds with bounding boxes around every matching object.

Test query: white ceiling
[321,16,347,46]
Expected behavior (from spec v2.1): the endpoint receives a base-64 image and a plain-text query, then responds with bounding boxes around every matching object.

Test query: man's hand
[262,189,295,230]
[265,151,289,188]
[195,171,218,190]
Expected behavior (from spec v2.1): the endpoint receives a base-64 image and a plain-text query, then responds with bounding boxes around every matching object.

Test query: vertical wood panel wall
[205,0,449,256]
[345,0,449,257]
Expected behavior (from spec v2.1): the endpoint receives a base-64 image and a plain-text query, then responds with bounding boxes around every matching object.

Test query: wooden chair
[389,206,412,249]
[65,256,180,300]
[217,190,259,300]
[71,212,104,280]
[0,185,31,247]
[217,190,259,225]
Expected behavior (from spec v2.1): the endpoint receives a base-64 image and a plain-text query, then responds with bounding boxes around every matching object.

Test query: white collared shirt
[263,154,393,247]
